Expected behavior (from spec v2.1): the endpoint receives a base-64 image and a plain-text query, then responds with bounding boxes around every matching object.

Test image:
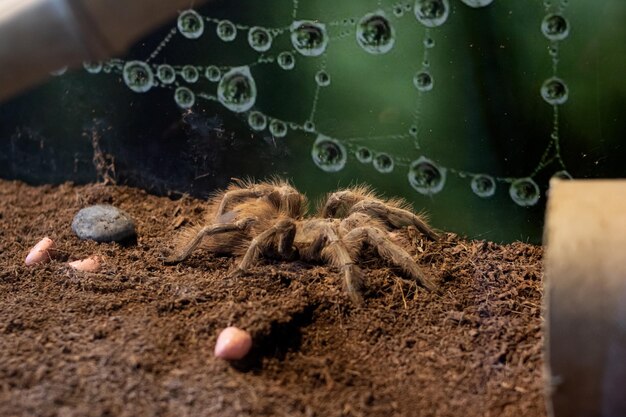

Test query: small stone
[72,205,136,243]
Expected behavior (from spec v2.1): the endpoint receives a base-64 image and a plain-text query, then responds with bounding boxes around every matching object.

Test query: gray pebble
[72,205,136,243]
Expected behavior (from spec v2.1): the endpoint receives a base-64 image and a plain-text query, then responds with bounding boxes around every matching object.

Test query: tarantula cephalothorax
[164,179,439,304]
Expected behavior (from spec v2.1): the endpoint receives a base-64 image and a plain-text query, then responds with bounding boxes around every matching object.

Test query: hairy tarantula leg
[350,201,439,241]
[215,189,264,220]
[164,219,252,264]
[232,218,296,275]
[320,229,365,305]
[345,226,437,292]
[340,261,365,306]
[276,220,297,260]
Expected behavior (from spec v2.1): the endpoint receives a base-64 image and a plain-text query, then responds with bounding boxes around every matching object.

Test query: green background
[0,0,624,243]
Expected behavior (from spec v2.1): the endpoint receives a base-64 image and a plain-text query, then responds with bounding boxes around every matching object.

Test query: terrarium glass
[0,0,624,244]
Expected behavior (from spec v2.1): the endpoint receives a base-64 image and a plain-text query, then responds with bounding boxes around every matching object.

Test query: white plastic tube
[544,179,626,417]
[0,0,208,101]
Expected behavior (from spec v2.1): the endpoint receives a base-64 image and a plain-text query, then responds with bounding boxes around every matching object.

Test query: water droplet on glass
[277,52,296,70]
[373,153,395,173]
[315,70,331,87]
[548,45,558,57]
[413,71,434,92]
[123,61,154,93]
[459,0,494,8]
[312,135,347,172]
[269,120,288,138]
[356,147,373,163]
[393,5,405,17]
[541,13,570,41]
[181,65,199,83]
[50,66,68,76]
[248,111,267,131]
[248,26,273,52]
[83,61,103,74]
[174,86,195,109]
[178,10,204,39]
[423,37,435,48]
[217,20,237,42]
[303,121,316,132]
[414,0,450,28]
[157,64,176,84]
[470,174,496,198]
[509,178,540,206]
[205,65,221,82]
[217,66,257,113]
[408,156,446,195]
[541,77,568,105]
[356,11,396,55]
[409,125,419,137]
[551,170,572,180]
[290,21,328,57]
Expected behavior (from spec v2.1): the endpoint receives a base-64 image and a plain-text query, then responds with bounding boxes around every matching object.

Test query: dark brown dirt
[0,179,546,417]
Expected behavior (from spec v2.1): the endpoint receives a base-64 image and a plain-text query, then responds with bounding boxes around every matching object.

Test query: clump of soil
[0,180,546,417]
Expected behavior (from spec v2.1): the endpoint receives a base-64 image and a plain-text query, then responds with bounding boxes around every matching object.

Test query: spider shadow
[228,303,318,373]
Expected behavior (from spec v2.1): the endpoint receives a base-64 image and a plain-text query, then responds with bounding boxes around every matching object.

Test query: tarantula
[164,179,438,304]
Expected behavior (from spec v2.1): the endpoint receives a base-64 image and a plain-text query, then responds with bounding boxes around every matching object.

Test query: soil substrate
[0,180,546,417]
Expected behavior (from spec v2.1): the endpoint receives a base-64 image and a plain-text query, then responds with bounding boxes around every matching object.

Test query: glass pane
[1,0,624,243]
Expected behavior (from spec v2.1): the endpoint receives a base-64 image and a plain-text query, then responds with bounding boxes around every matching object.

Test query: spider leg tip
[161,251,183,265]
[348,292,365,306]
[228,267,248,279]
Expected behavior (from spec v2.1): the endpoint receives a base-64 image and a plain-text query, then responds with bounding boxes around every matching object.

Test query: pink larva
[214,327,252,360]
[68,256,101,272]
[25,237,55,266]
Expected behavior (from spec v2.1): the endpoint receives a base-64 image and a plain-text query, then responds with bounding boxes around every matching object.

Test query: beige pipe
[0,0,208,101]
[544,179,626,417]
